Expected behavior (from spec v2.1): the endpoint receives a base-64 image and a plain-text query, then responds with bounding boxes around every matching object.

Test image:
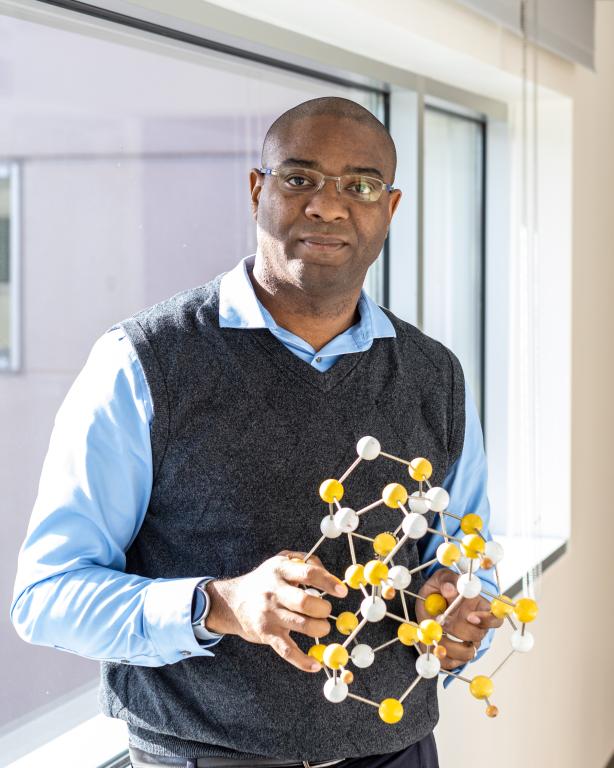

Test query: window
[423,106,485,419]
[0,5,385,761]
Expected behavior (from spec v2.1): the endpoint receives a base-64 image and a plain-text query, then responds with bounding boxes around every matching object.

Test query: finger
[277,584,332,619]
[277,559,347,598]
[277,608,331,639]
[466,610,504,629]
[440,580,459,601]
[417,567,458,599]
[278,550,325,569]
[267,631,322,673]
[439,637,477,665]
[443,622,485,644]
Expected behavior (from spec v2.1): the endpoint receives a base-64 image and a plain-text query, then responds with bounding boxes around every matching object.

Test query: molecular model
[295,436,539,724]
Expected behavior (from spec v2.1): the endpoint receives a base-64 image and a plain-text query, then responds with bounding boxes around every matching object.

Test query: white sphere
[401,512,428,539]
[334,506,359,533]
[323,677,348,703]
[415,653,441,679]
[320,515,342,538]
[457,573,482,598]
[387,565,411,590]
[408,491,432,515]
[351,643,375,668]
[360,595,387,622]
[456,556,472,574]
[304,588,321,597]
[510,629,534,653]
[356,436,381,460]
[426,486,450,512]
[484,540,504,565]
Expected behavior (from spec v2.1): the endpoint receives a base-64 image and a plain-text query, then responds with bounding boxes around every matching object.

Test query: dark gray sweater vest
[99,276,465,761]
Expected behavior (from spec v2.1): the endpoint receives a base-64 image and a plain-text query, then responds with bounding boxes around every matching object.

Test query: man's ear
[249,169,263,221]
[388,188,403,220]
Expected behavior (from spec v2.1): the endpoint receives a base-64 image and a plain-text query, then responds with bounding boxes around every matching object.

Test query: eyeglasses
[259,166,395,203]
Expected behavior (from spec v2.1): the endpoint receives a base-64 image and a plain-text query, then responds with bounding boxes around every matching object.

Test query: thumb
[441,580,458,601]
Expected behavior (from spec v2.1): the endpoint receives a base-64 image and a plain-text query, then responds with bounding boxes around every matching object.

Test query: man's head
[250,97,402,302]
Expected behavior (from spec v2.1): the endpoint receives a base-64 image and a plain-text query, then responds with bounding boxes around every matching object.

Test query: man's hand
[415,567,503,670]
[205,550,347,673]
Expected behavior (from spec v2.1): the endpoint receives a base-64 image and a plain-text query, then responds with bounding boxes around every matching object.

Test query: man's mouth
[299,236,348,252]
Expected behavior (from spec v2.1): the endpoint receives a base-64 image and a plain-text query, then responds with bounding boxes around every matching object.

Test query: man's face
[249,115,402,298]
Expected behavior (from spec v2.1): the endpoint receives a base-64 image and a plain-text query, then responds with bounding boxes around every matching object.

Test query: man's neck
[248,266,361,352]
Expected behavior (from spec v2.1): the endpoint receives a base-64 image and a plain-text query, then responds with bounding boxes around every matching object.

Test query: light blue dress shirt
[10,255,495,685]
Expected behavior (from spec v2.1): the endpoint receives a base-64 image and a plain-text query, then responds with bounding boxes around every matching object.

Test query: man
[11,97,502,767]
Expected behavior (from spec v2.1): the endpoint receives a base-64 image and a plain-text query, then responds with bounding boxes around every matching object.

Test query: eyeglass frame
[258,166,396,203]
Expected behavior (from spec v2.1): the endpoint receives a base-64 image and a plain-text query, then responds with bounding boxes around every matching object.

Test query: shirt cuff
[144,576,223,664]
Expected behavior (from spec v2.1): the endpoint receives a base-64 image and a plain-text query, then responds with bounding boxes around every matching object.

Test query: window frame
[0,161,21,373]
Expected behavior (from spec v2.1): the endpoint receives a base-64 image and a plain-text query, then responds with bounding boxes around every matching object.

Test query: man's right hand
[204,550,348,673]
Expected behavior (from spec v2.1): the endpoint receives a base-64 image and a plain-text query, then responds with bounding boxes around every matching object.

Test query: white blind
[456,0,596,69]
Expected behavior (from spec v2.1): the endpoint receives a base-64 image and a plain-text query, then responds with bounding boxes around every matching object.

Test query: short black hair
[261,96,397,180]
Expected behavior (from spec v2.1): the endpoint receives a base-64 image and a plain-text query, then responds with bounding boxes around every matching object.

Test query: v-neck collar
[248,327,371,394]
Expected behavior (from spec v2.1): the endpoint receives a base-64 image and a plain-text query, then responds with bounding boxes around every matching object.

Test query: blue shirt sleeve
[418,382,498,687]
[10,327,222,666]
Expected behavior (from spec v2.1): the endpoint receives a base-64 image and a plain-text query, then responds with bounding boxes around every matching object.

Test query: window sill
[495,533,568,596]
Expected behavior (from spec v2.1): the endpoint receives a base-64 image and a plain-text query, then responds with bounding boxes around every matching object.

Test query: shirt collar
[218,254,396,346]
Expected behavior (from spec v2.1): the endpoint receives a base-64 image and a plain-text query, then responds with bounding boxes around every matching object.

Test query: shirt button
[181,650,192,657]
[315,356,322,363]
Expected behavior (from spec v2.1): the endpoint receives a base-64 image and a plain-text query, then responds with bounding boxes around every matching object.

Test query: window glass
[423,107,485,417]
[0,7,384,747]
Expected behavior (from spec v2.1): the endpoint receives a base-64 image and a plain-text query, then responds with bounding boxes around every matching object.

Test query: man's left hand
[414,567,503,670]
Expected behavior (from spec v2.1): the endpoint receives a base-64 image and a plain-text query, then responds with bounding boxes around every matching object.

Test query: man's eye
[347,179,376,195]
[285,174,314,188]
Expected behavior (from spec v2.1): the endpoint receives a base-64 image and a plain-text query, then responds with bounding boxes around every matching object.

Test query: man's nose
[304,179,350,221]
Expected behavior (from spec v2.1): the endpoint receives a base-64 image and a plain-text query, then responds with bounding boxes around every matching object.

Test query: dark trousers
[336,732,438,768]
[130,733,439,768]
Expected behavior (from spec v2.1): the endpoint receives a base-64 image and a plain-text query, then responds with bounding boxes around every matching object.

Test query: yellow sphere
[378,698,404,724]
[323,643,349,670]
[336,611,359,636]
[382,483,408,508]
[373,532,397,556]
[460,513,483,534]
[469,675,494,700]
[344,563,366,590]
[490,595,514,619]
[418,619,443,645]
[514,597,539,623]
[364,559,389,586]
[461,533,486,559]
[424,593,448,617]
[408,457,433,482]
[319,478,344,504]
[437,542,461,567]
[308,644,326,663]
[398,623,419,646]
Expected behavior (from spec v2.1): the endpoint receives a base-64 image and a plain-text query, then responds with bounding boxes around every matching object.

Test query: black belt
[129,746,345,768]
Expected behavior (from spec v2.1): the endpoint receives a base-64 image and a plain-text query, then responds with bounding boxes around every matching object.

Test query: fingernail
[467,615,481,624]
[311,662,322,672]
[335,584,348,596]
